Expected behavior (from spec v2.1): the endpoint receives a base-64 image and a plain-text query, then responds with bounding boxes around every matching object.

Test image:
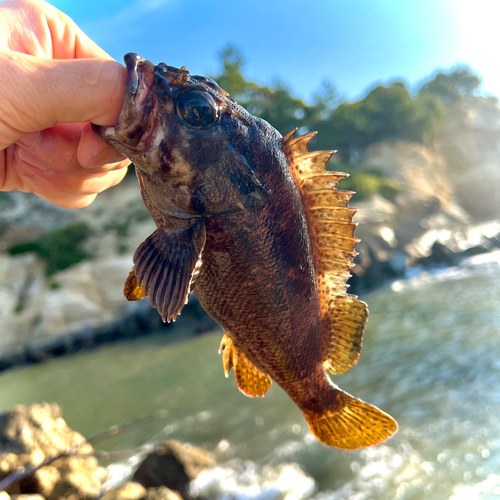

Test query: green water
[1,251,500,499]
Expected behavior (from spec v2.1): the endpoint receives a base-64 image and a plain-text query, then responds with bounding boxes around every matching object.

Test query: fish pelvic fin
[219,333,272,398]
[303,388,397,450]
[322,295,367,375]
[129,218,206,323]
[124,267,146,301]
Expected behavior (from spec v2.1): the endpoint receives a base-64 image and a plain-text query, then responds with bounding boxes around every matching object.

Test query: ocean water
[1,250,500,499]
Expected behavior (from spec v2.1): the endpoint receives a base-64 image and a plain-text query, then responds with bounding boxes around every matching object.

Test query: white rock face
[0,254,136,354]
[360,140,453,209]
[437,99,500,220]
[358,98,500,223]
[0,253,46,352]
[0,178,156,358]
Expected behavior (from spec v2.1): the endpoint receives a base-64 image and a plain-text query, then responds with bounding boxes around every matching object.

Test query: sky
[46,0,499,104]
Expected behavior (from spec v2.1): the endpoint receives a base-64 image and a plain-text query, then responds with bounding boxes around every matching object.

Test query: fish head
[93,53,268,218]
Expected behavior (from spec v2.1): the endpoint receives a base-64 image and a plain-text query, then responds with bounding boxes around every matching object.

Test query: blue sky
[47,0,498,103]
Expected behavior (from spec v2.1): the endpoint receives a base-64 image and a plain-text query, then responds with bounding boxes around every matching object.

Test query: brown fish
[94,53,397,449]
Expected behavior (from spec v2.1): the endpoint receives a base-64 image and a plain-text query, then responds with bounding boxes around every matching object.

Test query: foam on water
[191,460,315,500]
[450,474,500,500]
[102,442,155,491]
[391,248,500,293]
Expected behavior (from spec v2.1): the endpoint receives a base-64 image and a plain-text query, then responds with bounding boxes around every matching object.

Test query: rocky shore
[0,404,215,500]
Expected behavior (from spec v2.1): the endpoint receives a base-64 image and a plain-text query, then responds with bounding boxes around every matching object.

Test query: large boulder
[133,441,215,500]
[0,403,106,500]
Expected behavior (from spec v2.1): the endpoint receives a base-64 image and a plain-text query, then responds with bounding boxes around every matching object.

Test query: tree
[211,45,445,163]
[315,82,443,161]
[212,45,318,136]
[419,67,482,104]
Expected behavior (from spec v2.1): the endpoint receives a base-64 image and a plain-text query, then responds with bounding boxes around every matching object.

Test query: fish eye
[176,89,220,129]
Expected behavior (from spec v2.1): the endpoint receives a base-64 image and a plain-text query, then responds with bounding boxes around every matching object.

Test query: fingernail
[16,132,42,149]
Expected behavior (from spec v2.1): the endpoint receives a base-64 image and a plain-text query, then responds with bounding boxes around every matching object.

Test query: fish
[93,53,398,449]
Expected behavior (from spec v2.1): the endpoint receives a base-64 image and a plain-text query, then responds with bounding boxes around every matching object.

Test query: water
[1,251,500,499]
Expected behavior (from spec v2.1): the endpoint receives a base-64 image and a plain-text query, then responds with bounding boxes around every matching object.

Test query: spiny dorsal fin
[283,129,318,159]
[219,333,272,397]
[283,129,367,375]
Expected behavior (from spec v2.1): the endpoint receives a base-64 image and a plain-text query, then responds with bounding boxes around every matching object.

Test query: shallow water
[1,251,500,499]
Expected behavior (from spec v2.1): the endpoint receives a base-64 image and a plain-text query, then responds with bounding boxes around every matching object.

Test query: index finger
[1,0,112,60]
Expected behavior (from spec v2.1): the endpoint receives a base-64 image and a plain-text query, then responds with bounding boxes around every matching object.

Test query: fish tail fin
[303,389,397,449]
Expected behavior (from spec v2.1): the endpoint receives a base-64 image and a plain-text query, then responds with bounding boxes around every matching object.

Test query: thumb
[0,51,126,147]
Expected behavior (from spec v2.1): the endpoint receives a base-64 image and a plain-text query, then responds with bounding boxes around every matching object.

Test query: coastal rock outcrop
[0,403,106,499]
[133,441,216,499]
[0,404,216,500]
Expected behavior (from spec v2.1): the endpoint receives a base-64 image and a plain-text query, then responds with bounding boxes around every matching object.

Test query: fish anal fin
[322,295,367,375]
[124,267,146,301]
[303,389,397,450]
[219,333,272,398]
[131,218,206,323]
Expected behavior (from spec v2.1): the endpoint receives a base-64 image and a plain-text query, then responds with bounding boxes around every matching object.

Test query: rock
[0,403,92,457]
[101,482,147,500]
[145,487,182,500]
[133,441,215,499]
[101,483,183,500]
[0,403,106,500]
[10,496,45,500]
[437,98,500,221]
[359,140,453,210]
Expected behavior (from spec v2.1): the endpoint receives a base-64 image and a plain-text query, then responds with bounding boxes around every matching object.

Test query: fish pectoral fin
[124,267,146,301]
[322,295,367,375]
[130,218,206,323]
[219,333,272,398]
[303,388,398,450]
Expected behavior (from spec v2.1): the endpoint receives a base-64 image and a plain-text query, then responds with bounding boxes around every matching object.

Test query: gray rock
[133,441,215,499]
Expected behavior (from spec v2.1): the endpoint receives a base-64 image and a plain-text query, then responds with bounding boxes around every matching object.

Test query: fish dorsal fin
[283,129,367,375]
[219,333,272,397]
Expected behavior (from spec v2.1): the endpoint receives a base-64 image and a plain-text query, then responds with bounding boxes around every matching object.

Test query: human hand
[0,0,129,208]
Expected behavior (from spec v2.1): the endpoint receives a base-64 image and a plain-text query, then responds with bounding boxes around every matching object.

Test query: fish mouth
[93,53,155,148]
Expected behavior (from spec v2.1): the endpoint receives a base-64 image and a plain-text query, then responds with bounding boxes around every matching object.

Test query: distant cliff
[355,97,500,223]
